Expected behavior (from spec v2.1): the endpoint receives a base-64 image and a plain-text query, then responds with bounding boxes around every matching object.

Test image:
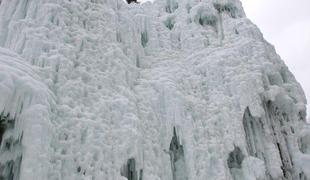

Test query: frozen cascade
[0,0,309,179]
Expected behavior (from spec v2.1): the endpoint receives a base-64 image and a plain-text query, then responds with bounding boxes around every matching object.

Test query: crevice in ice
[298,135,310,154]
[77,166,81,173]
[234,28,239,35]
[194,9,218,31]
[243,106,296,179]
[290,127,295,134]
[276,142,292,179]
[141,31,148,48]
[213,2,238,19]
[0,156,22,180]
[165,0,178,13]
[120,158,143,180]
[0,120,8,145]
[139,169,143,180]
[169,127,188,180]
[164,16,176,30]
[76,166,86,175]
[19,0,30,19]
[243,99,305,179]
[227,146,244,168]
[243,107,265,159]
[299,172,307,180]
[264,100,295,179]
[0,114,15,149]
[198,15,217,30]
[227,146,244,180]
[0,114,22,180]
[298,111,307,122]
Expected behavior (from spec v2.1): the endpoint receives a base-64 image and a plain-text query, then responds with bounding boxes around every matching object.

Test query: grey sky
[138,0,310,120]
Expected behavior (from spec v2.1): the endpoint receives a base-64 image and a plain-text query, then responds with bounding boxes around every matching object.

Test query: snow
[0,0,309,179]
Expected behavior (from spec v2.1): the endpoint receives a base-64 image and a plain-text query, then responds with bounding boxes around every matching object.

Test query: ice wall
[0,48,53,179]
[0,0,309,180]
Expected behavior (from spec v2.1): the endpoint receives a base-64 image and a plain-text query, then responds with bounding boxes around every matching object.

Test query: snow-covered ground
[0,0,309,180]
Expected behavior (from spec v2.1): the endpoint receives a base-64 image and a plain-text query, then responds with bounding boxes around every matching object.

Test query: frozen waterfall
[0,0,309,179]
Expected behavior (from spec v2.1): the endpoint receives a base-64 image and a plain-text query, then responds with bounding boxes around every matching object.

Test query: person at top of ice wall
[127,0,139,4]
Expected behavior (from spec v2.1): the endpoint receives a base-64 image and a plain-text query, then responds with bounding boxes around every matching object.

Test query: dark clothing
[127,0,138,4]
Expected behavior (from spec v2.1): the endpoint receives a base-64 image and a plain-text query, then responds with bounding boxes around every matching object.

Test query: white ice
[0,0,308,179]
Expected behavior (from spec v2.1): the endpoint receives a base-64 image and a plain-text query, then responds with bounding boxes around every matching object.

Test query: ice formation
[0,0,309,179]
[0,48,53,179]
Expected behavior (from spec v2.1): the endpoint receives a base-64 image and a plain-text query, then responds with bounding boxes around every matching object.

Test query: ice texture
[0,48,53,180]
[0,0,309,179]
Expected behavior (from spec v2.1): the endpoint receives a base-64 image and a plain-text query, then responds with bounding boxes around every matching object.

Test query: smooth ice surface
[0,0,309,180]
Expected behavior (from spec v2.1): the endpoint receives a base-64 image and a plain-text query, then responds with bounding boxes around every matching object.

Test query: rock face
[0,0,309,179]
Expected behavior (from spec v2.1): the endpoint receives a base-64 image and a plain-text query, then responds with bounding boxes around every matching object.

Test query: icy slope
[0,0,309,180]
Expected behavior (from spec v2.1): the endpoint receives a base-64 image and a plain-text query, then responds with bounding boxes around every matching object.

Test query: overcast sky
[138,0,310,120]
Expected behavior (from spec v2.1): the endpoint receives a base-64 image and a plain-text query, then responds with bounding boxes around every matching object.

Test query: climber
[126,0,138,4]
